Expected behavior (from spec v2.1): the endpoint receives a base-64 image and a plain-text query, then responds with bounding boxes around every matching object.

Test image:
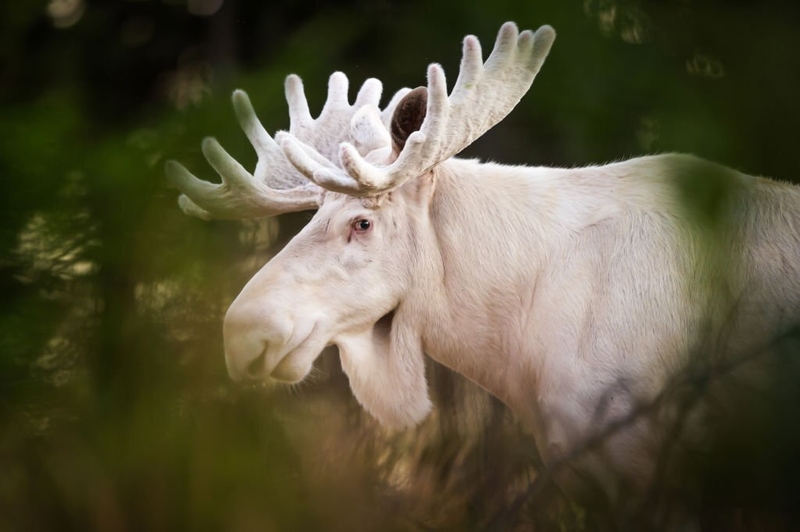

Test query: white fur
[222,153,800,522]
[172,21,800,526]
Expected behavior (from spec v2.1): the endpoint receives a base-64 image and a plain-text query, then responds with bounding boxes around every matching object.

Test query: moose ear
[335,307,432,428]
[390,86,428,153]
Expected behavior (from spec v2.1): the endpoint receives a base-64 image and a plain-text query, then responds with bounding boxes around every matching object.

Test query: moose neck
[411,158,565,425]
[413,155,800,428]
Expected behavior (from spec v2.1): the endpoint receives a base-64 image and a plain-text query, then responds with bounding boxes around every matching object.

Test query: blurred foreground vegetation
[2,0,800,530]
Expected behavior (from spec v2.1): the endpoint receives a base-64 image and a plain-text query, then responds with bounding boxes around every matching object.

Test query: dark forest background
[2,0,800,530]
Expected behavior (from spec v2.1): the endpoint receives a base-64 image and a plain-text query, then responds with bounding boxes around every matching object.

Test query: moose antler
[166,73,405,219]
[281,22,556,196]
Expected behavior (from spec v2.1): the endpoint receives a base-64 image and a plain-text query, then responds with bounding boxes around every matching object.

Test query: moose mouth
[266,326,329,383]
[269,346,314,382]
[264,312,394,383]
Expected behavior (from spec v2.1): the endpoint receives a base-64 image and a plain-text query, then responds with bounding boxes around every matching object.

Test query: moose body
[168,22,800,526]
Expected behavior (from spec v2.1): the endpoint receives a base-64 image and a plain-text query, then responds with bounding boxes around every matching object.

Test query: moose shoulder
[166,22,800,528]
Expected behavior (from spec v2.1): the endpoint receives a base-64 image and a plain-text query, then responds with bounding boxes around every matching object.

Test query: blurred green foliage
[1,0,800,530]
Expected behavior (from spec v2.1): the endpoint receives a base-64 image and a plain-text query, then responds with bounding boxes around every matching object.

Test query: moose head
[167,22,556,428]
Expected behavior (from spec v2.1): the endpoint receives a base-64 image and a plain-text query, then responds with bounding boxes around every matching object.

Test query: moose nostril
[245,347,268,380]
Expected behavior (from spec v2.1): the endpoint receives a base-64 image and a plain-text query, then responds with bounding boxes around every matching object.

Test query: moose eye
[352,219,372,234]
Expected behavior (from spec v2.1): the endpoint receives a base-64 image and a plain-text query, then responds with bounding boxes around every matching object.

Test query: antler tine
[168,71,393,219]
[166,89,321,220]
[285,72,385,163]
[282,22,556,196]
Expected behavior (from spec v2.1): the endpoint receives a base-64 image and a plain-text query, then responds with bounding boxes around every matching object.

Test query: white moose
[167,22,800,525]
